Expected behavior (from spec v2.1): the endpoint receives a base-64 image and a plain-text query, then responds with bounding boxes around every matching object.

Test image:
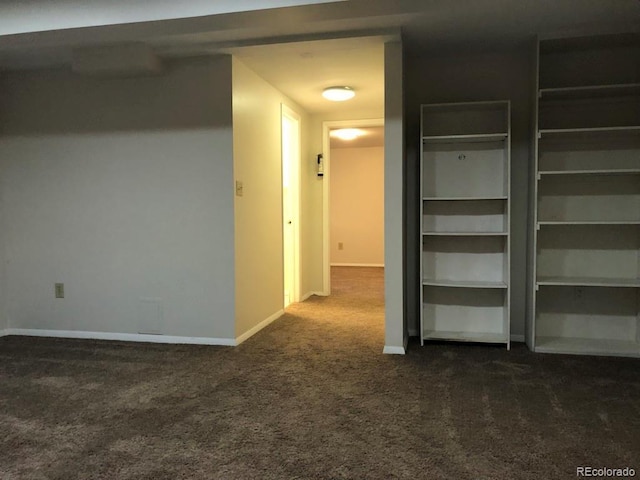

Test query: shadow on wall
[0,56,237,340]
[0,57,233,135]
[403,43,533,338]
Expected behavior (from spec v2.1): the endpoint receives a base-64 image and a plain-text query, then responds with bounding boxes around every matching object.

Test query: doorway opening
[322,119,385,296]
[230,35,395,349]
[282,104,301,308]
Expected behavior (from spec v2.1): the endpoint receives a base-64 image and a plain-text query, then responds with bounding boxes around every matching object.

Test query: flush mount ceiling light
[322,86,355,102]
[330,128,365,141]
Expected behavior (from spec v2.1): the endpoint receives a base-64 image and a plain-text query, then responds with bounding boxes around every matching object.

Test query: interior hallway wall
[0,57,237,340]
[404,43,534,340]
[330,146,384,266]
[232,58,311,338]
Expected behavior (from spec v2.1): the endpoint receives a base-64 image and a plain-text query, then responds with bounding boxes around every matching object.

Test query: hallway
[282,266,385,353]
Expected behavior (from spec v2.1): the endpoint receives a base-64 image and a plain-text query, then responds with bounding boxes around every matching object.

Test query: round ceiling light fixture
[330,128,365,141]
[322,86,355,102]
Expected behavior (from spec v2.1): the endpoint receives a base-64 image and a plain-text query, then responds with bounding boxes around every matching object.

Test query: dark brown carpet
[1,267,639,479]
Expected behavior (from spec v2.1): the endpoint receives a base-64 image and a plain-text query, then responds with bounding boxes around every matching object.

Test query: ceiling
[0,1,638,116]
[1,1,638,67]
[227,36,385,115]
[0,0,343,36]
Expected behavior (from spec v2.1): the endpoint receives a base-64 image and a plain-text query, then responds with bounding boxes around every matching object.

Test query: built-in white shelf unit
[531,32,640,357]
[420,101,511,348]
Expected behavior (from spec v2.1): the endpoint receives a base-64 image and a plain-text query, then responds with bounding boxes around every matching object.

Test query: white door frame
[321,117,384,295]
[282,104,302,305]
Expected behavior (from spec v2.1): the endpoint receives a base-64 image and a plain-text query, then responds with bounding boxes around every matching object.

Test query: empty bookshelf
[420,101,511,348]
[532,33,640,357]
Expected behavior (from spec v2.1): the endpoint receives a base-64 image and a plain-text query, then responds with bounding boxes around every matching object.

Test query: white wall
[404,43,533,340]
[232,58,311,338]
[383,41,406,353]
[0,57,237,341]
[330,146,384,266]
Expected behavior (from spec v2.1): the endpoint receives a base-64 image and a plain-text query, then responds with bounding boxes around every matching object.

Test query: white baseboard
[3,328,236,346]
[331,263,384,268]
[300,291,320,302]
[0,329,8,337]
[383,345,406,355]
[235,309,284,346]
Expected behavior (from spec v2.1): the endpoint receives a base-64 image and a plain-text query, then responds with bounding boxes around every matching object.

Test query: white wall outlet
[55,283,64,298]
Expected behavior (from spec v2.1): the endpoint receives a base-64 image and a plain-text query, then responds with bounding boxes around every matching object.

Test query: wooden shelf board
[423,330,508,344]
[422,100,511,110]
[422,133,507,144]
[539,126,640,137]
[537,221,640,226]
[538,169,640,177]
[539,83,640,99]
[537,276,640,288]
[539,33,640,54]
[535,336,640,357]
[422,279,508,289]
[422,231,508,237]
[422,196,508,201]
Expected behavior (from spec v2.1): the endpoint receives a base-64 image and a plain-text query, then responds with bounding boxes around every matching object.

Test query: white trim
[383,345,406,355]
[330,263,384,267]
[282,104,302,304]
[322,117,385,297]
[0,329,8,337]
[409,330,522,342]
[234,309,284,345]
[3,328,236,346]
[300,291,323,302]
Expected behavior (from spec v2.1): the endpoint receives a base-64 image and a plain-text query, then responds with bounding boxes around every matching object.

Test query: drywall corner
[383,41,406,352]
[235,309,284,345]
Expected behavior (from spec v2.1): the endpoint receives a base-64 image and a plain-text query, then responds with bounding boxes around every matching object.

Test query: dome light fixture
[322,86,355,102]
[330,128,365,141]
